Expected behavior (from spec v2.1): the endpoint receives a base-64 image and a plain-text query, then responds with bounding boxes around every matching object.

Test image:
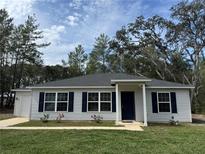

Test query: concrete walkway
[0,126,143,131]
[0,117,29,127]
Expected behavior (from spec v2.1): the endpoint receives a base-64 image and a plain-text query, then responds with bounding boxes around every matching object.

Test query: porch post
[142,84,148,126]
[115,83,119,124]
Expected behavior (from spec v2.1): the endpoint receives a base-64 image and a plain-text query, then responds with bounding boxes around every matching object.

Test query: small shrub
[40,114,49,123]
[91,114,103,123]
[169,116,179,126]
[56,113,64,123]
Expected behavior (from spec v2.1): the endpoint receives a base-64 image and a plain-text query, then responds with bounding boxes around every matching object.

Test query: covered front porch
[112,79,151,126]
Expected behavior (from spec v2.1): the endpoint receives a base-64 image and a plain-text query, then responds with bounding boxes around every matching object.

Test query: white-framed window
[157,92,171,112]
[100,92,111,111]
[88,92,99,111]
[44,93,56,111]
[44,92,69,112]
[57,93,68,111]
[87,92,112,112]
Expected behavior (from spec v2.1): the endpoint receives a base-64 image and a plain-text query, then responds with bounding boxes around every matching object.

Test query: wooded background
[0,0,204,113]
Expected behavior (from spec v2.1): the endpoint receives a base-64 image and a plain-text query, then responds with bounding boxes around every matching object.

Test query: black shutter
[171,92,177,113]
[82,92,87,112]
[38,92,44,112]
[68,92,74,112]
[151,92,158,113]
[112,92,116,112]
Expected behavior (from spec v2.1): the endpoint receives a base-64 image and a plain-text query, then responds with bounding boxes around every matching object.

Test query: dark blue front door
[121,92,135,120]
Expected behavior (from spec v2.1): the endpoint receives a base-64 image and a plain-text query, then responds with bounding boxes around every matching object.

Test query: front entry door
[121,92,135,120]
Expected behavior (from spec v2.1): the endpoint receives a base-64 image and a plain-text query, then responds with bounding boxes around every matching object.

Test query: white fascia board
[27,86,115,89]
[111,79,152,83]
[11,89,32,92]
[146,86,195,89]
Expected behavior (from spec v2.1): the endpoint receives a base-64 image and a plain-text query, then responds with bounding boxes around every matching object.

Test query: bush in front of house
[91,114,103,123]
[40,114,49,123]
[56,113,64,123]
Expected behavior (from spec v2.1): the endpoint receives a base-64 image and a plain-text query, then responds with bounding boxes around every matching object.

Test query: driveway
[192,114,205,124]
[0,117,29,127]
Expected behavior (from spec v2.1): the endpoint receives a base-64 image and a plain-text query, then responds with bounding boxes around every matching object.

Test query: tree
[197,60,205,113]
[14,16,49,88]
[63,45,87,77]
[86,34,111,74]
[109,0,205,112]
[109,16,188,81]
[43,65,69,82]
[0,9,49,108]
[0,9,13,108]
[167,0,205,112]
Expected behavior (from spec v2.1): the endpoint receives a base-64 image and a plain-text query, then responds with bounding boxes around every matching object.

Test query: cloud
[66,15,79,26]
[69,0,83,10]
[0,0,180,65]
[0,0,36,24]
[42,43,79,65]
[38,25,80,65]
[42,25,65,44]
[65,0,144,47]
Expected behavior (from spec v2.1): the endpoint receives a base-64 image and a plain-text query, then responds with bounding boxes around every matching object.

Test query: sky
[0,0,181,65]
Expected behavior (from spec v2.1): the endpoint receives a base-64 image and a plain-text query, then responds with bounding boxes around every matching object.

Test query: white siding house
[13,73,194,126]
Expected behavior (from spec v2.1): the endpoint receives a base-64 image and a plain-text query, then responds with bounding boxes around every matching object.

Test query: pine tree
[63,45,87,77]
[87,34,110,74]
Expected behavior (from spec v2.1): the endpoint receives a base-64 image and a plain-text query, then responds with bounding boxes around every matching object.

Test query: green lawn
[14,120,118,127]
[0,125,205,154]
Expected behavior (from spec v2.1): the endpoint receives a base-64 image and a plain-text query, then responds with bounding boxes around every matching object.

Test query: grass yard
[0,125,205,154]
[14,120,118,127]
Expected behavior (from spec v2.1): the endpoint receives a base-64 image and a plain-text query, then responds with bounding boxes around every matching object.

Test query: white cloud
[42,25,65,44]
[0,0,177,65]
[69,0,83,10]
[42,43,79,65]
[39,25,80,65]
[66,15,79,26]
[0,0,36,24]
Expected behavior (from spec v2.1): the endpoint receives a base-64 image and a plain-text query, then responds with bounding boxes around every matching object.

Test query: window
[158,93,170,112]
[87,92,111,112]
[44,92,69,112]
[88,93,98,111]
[100,93,111,111]
[44,93,56,111]
[158,93,170,102]
[57,93,68,111]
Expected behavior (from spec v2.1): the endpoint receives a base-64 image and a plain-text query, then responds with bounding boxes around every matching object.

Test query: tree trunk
[12,57,18,89]
[0,52,5,108]
[16,59,25,88]
[191,50,201,113]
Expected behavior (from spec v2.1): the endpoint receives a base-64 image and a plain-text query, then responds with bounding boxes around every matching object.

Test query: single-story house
[13,73,194,126]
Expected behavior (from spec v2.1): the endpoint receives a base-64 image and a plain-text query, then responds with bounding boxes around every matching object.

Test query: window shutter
[151,92,158,113]
[112,92,116,112]
[68,92,74,112]
[82,92,87,112]
[38,92,44,112]
[171,92,177,113]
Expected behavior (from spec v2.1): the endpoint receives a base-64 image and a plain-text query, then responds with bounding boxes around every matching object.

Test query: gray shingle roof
[32,73,148,87]
[147,79,193,88]
[27,73,193,88]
